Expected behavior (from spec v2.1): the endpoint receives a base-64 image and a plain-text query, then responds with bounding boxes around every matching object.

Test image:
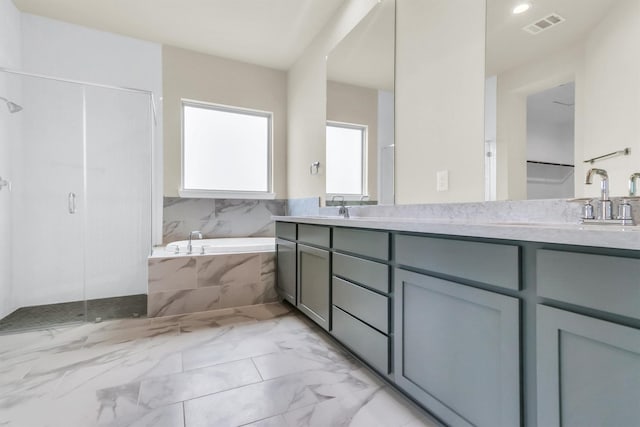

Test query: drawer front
[332,306,389,374]
[298,224,330,248]
[333,252,390,294]
[333,277,389,334]
[333,228,389,260]
[537,249,640,320]
[275,222,296,241]
[395,234,520,290]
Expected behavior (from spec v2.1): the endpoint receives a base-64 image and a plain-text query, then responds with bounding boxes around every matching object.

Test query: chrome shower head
[0,96,22,113]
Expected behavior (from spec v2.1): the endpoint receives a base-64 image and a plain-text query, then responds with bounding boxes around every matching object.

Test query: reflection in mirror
[326,0,395,205]
[526,82,575,199]
[486,0,639,201]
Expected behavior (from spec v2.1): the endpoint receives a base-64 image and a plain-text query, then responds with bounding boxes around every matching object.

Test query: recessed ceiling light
[513,2,532,14]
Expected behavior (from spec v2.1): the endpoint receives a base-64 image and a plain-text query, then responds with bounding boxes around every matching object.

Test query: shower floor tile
[0,294,147,333]
[0,302,442,427]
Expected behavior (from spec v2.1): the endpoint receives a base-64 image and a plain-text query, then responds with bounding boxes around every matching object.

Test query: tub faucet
[187,230,202,254]
[585,168,612,219]
[629,172,640,196]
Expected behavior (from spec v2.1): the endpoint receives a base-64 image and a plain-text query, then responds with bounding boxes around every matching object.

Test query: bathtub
[162,237,275,255]
[147,236,278,318]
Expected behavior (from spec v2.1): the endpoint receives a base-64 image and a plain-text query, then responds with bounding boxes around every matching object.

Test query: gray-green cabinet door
[537,305,640,427]
[276,238,296,305]
[297,244,330,330]
[394,269,520,427]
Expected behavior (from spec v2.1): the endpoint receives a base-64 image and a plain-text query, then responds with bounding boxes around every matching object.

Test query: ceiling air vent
[523,13,565,35]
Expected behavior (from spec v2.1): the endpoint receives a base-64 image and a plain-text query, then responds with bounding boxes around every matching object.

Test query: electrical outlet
[437,170,449,192]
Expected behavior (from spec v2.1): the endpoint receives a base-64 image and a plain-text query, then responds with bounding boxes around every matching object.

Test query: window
[181,100,273,198]
[326,121,367,197]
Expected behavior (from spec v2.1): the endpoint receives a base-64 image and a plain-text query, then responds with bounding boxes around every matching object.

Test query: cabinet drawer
[395,234,520,290]
[333,252,389,294]
[333,228,389,260]
[332,306,389,374]
[333,277,389,334]
[298,224,330,248]
[275,222,296,241]
[537,249,640,320]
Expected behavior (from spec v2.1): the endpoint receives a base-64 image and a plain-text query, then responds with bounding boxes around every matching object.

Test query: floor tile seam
[249,356,265,382]
[183,348,280,373]
[145,368,265,411]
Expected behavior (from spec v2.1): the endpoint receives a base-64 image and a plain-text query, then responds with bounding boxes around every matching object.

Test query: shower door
[83,85,152,314]
[1,69,153,332]
[8,73,87,328]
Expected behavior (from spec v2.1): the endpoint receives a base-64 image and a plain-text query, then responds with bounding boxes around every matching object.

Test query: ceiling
[486,0,617,76]
[11,0,346,70]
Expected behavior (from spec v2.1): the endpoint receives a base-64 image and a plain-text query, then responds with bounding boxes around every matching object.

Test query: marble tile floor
[0,302,441,427]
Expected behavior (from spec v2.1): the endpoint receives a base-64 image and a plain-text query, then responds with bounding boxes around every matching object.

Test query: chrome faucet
[585,168,612,219]
[187,230,202,254]
[338,201,350,218]
[629,172,640,196]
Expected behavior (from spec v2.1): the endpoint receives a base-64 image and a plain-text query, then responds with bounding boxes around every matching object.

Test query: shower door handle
[68,192,77,214]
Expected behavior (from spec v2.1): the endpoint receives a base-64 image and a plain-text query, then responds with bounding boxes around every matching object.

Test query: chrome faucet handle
[581,200,595,220]
[338,204,350,218]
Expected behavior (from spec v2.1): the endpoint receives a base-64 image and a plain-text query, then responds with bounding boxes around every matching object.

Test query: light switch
[437,170,449,192]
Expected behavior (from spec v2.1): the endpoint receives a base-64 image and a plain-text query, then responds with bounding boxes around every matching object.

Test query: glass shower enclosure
[0,68,154,332]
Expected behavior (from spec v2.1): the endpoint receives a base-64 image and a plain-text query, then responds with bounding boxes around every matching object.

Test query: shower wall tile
[162,198,287,244]
[147,287,221,317]
[196,254,261,289]
[148,257,197,293]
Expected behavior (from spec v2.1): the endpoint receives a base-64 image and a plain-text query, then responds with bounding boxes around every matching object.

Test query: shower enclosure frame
[0,67,157,331]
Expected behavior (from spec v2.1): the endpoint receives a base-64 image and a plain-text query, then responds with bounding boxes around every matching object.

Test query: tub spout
[187,230,203,254]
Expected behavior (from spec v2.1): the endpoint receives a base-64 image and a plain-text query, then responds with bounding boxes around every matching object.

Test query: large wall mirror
[325,0,395,206]
[486,0,640,201]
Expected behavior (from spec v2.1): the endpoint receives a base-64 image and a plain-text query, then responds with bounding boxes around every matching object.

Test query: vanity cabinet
[394,268,520,427]
[331,247,391,375]
[275,222,297,305]
[296,225,331,330]
[535,248,640,427]
[537,305,640,427]
[275,220,640,427]
[275,239,296,305]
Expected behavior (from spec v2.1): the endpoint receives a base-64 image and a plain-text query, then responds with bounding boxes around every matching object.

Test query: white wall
[162,45,287,198]
[395,0,486,204]
[0,0,22,318]
[287,0,379,203]
[11,14,162,308]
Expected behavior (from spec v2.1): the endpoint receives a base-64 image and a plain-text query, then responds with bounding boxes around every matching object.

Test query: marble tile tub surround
[163,197,322,244]
[148,251,277,317]
[287,197,321,216]
[319,198,640,225]
[0,303,440,427]
[162,197,287,244]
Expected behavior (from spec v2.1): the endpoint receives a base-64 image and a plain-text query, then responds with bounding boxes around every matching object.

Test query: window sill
[179,189,277,200]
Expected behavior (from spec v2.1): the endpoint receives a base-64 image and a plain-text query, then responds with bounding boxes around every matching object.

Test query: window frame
[179,99,274,199]
[326,120,368,200]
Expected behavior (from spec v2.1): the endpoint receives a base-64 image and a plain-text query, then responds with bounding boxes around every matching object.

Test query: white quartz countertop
[273,215,640,251]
